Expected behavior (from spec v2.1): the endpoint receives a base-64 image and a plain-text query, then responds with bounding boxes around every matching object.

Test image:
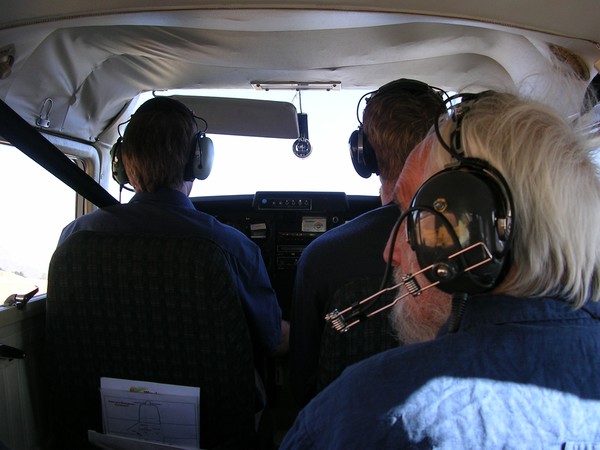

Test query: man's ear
[182,180,194,196]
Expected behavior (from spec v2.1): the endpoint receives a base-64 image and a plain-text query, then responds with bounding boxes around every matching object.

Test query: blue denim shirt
[290,203,400,405]
[281,295,600,449]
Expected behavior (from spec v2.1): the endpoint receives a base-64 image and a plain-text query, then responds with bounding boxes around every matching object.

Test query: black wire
[447,292,469,333]
[552,297,600,322]
[582,306,600,321]
[193,115,208,133]
[380,210,407,290]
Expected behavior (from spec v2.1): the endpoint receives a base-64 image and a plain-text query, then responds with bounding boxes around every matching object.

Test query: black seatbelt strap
[0,99,118,208]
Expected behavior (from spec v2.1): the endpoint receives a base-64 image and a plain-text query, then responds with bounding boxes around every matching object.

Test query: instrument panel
[193,191,380,318]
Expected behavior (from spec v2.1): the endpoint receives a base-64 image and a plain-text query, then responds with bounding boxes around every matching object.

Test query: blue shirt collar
[129,188,195,209]
[449,294,600,332]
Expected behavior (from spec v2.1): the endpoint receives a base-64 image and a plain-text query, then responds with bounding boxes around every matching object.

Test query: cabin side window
[0,143,76,300]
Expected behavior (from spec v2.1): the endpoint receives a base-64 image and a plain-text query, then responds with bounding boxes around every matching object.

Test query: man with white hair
[281,90,600,448]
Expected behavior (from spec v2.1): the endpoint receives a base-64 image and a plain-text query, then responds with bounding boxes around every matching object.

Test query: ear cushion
[110,138,129,186]
[186,133,214,181]
[407,165,512,294]
[349,128,379,178]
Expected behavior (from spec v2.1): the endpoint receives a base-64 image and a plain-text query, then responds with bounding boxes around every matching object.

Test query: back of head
[427,91,600,306]
[121,97,197,192]
[363,80,444,182]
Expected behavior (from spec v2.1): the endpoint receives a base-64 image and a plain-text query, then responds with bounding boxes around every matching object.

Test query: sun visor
[169,95,299,139]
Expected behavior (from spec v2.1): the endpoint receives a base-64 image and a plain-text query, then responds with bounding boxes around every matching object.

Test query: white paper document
[98,377,200,449]
[88,430,201,450]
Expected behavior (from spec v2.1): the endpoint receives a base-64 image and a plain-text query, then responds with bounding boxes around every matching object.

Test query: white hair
[390,275,452,344]
[427,91,600,307]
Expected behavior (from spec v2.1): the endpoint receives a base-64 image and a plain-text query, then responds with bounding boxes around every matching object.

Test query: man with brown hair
[289,79,444,407]
[59,96,288,356]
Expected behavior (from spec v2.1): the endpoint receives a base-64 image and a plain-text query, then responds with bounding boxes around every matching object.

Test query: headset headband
[356,79,446,125]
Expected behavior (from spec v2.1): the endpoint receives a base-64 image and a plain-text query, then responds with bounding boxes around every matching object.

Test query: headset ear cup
[406,213,417,251]
[408,166,513,294]
[187,133,214,181]
[110,138,129,186]
[349,128,379,178]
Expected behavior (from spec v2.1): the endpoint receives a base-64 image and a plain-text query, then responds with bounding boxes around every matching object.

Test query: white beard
[389,263,452,345]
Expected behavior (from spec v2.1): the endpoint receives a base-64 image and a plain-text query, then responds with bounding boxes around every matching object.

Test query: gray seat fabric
[317,277,399,392]
[46,232,257,450]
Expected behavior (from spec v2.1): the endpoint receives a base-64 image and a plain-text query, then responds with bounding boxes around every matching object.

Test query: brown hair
[362,84,443,183]
[121,97,197,192]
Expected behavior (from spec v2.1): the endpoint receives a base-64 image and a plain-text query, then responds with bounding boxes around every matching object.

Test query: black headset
[404,92,515,295]
[407,93,600,327]
[110,103,214,187]
[349,79,445,178]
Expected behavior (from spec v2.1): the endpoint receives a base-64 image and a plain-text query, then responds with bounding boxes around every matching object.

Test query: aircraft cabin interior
[0,1,599,449]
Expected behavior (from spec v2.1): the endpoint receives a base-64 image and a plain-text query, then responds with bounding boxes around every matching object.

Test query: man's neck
[380,180,396,205]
